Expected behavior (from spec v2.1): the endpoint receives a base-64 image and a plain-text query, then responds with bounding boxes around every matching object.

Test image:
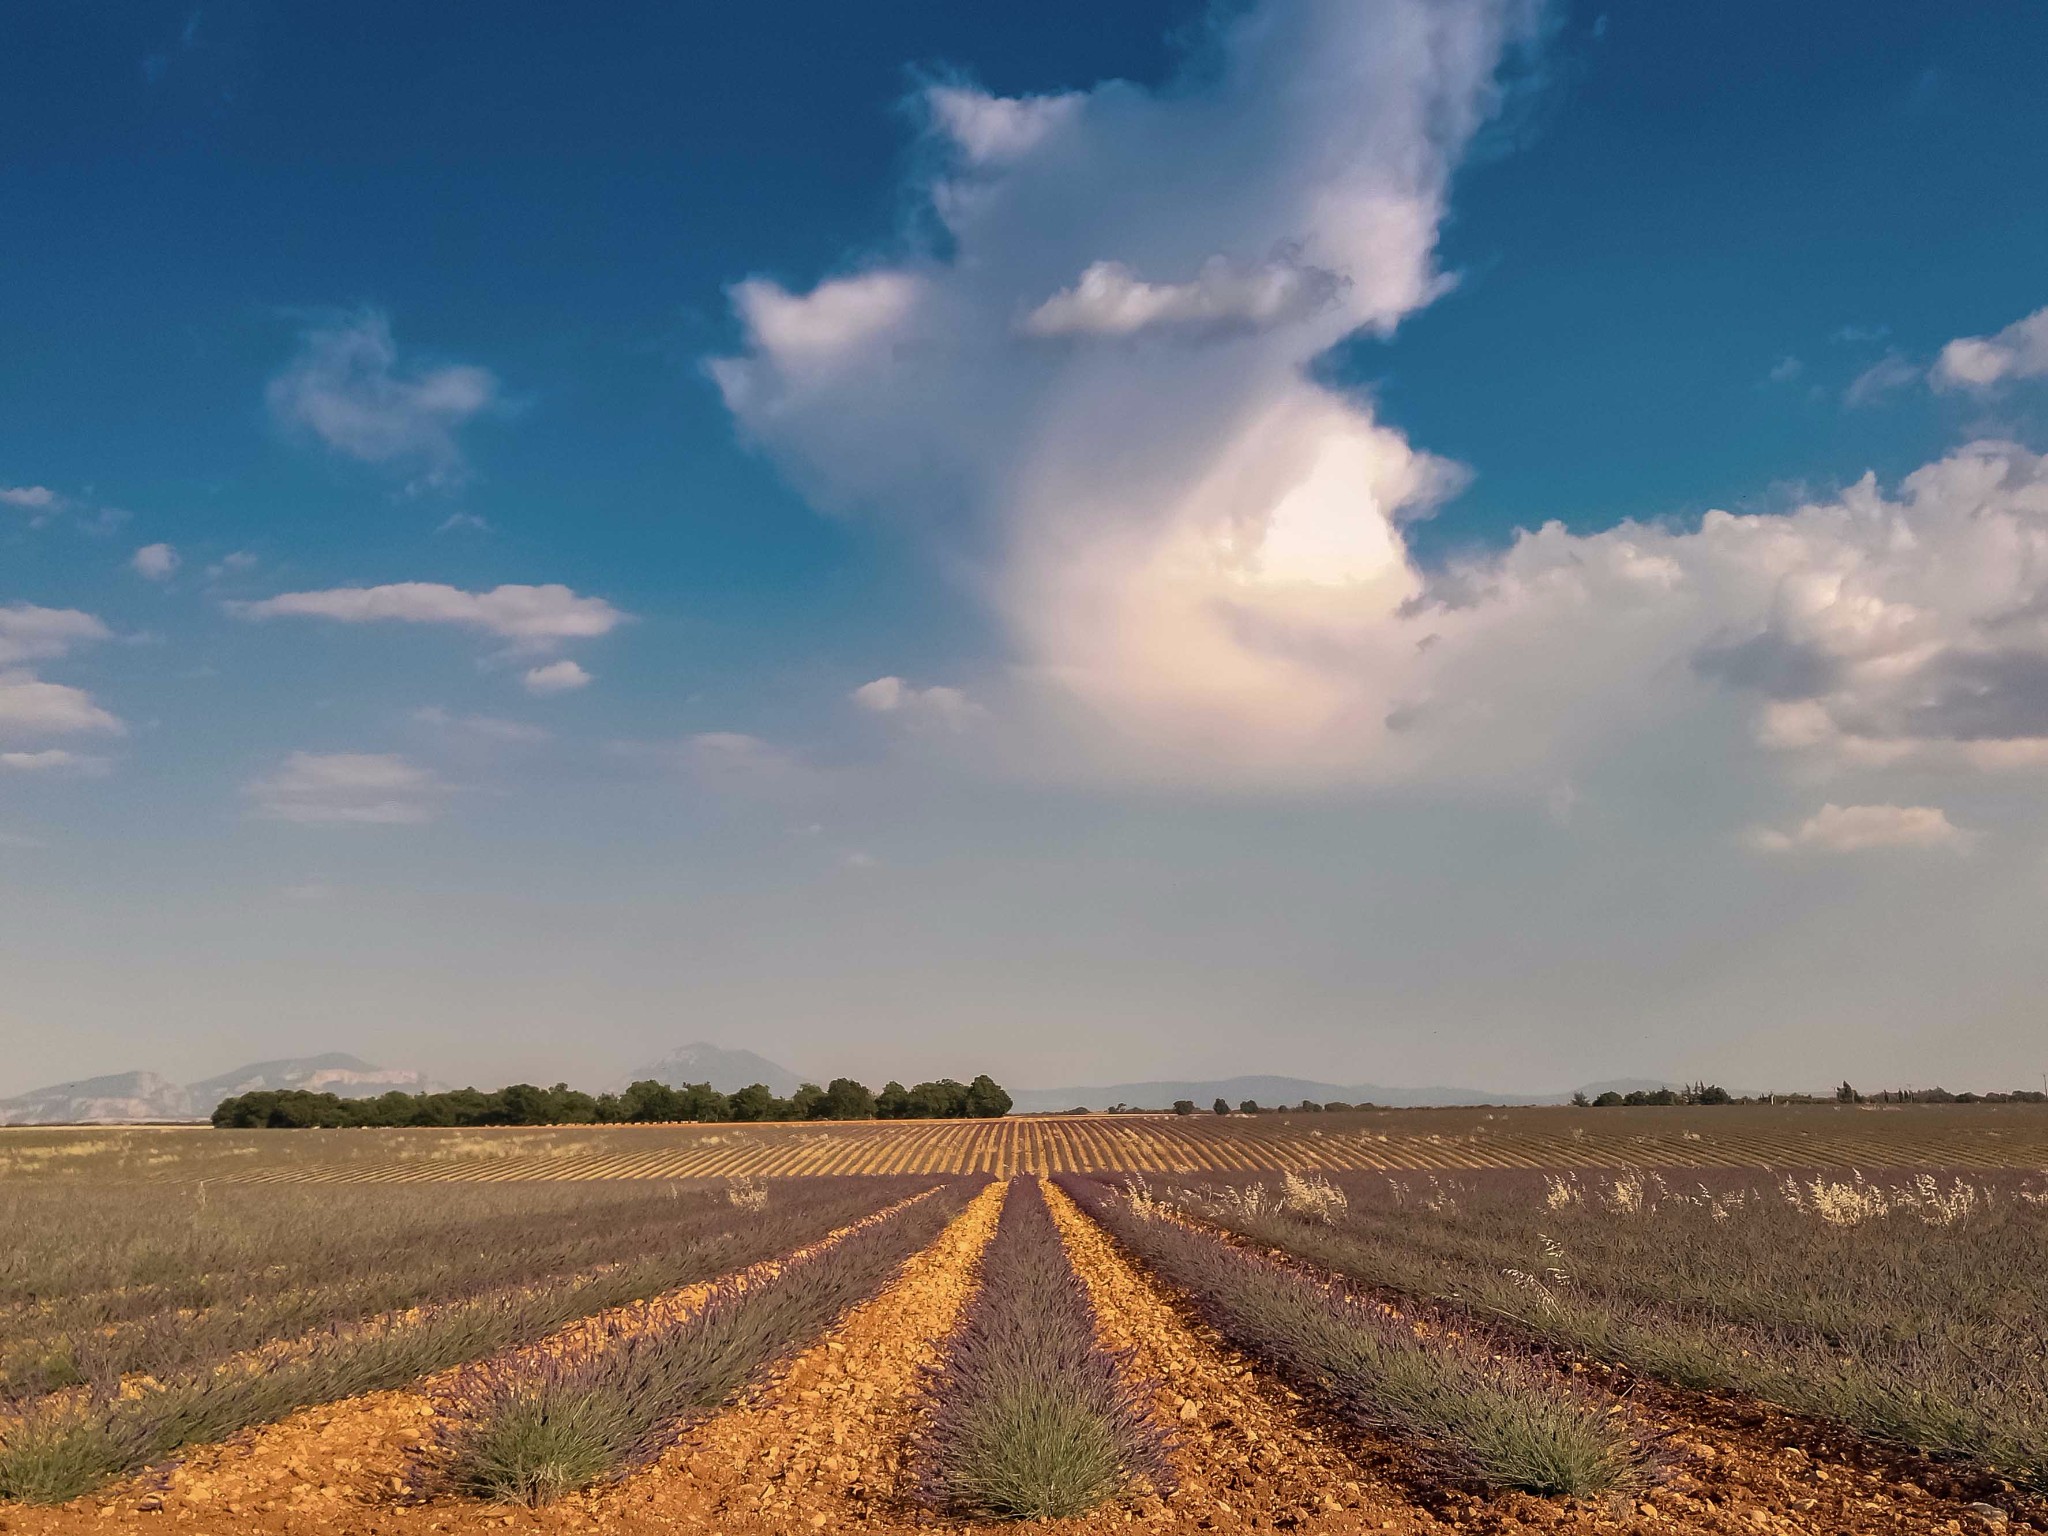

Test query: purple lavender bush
[918,1177,1172,1519]
[434,1178,982,1504]
[1057,1175,1646,1496]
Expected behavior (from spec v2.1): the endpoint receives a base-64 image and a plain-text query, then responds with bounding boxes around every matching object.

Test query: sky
[5,0,2048,1099]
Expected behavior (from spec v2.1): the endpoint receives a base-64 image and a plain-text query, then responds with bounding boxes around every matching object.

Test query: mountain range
[618,1043,805,1098]
[0,1054,441,1126]
[0,1041,1686,1125]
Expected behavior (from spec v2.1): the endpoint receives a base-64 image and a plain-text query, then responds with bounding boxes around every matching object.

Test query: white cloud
[245,752,445,825]
[928,85,1082,165]
[851,675,986,731]
[231,582,625,648]
[710,0,2048,801]
[1845,352,1919,406]
[0,749,110,776]
[131,542,179,581]
[436,512,490,534]
[1020,255,1343,340]
[0,604,112,666]
[522,658,592,695]
[1933,305,2048,391]
[0,673,124,741]
[1750,803,1973,854]
[266,308,499,483]
[1,485,57,509]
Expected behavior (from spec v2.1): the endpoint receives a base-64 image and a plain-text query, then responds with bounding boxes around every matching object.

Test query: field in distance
[5,1101,2048,1183]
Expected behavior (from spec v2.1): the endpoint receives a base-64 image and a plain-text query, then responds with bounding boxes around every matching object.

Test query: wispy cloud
[231,582,626,649]
[245,752,447,825]
[0,485,58,510]
[1019,255,1344,340]
[411,706,550,744]
[0,749,112,776]
[851,675,986,731]
[1844,351,1919,406]
[1749,803,1974,854]
[266,307,500,485]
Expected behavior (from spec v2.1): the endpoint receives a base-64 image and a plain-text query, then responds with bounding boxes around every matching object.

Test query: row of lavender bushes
[1,1178,922,1403]
[434,1179,984,1504]
[916,1177,1172,1519]
[0,1178,926,1505]
[1056,1175,1648,1497]
[1179,1167,2048,1489]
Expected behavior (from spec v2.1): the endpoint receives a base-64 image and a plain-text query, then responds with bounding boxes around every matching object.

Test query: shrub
[1060,1177,1646,1496]
[436,1182,982,1503]
[919,1179,1170,1519]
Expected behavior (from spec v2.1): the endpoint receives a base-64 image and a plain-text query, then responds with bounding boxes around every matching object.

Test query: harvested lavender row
[435,1177,987,1504]
[0,1178,921,1506]
[918,1177,1172,1520]
[1056,1176,1647,1497]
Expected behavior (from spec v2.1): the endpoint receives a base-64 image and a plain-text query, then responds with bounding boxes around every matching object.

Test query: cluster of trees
[1573,1083,1732,1107]
[1834,1082,2047,1105]
[1169,1097,1370,1115]
[1556,1081,2048,1110]
[211,1073,1013,1130]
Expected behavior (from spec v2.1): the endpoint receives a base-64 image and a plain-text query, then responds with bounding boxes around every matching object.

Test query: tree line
[210,1074,1013,1129]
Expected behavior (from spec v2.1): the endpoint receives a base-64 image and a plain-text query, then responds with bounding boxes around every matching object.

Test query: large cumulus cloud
[712,0,2048,802]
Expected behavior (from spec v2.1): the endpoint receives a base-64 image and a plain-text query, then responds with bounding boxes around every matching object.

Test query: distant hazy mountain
[0,1054,441,1126]
[621,1042,805,1098]
[1005,1074,1687,1113]
[186,1053,440,1106]
[0,1071,196,1125]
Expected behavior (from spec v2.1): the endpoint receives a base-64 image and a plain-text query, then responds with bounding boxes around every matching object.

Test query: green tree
[1173,1099,1198,1116]
[964,1074,1012,1118]
[875,1081,910,1119]
[726,1083,778,1122]
[674,1082,730,1121]
[790,1082,827,1119]
[821,1077,876,1120]
[619,1080,683,1122]
[1213,1097,1230,1115]
[907,1079,970,1118]
[1238,1099,1260,1114]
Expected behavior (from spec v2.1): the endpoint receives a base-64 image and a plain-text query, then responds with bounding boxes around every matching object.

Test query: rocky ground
[1,1179,2036,1536]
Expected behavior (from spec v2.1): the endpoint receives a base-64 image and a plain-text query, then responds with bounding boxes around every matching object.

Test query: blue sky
[5,0,2048,1098]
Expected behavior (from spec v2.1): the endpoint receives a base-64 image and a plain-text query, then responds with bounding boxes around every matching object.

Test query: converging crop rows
[3,1155,2045,1534]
